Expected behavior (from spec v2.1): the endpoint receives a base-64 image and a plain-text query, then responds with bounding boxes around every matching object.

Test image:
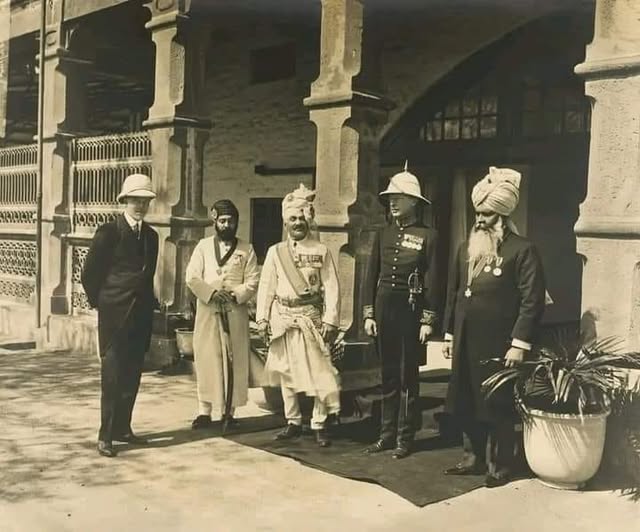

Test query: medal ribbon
[466,256,489,294]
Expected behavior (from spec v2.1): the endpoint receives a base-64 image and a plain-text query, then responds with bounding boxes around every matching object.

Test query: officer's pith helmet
[379,161,431,204]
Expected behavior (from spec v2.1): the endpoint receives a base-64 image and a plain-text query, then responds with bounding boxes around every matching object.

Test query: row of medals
[464,257,503,298]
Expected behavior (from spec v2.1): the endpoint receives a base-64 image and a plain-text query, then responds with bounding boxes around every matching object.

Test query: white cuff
[512,338,532,351]
[444,333,454,342]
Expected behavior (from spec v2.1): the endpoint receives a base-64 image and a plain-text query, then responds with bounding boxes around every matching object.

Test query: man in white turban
[255,184,341,447]
[441,166,546,488]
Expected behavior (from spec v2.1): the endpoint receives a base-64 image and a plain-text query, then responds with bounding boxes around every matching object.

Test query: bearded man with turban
[186,199,260,429]
[255,184,341,447]
[442,167,546,487]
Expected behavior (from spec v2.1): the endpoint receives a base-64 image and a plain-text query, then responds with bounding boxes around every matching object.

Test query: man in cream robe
[186,199,260,428]
[256,184,341,447]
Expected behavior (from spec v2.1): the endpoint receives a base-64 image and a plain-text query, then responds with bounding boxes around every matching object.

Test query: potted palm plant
[482,335,640,490]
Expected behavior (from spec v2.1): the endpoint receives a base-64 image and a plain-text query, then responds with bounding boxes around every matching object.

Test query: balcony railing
[70,131,152,234]
[0,144,37,226]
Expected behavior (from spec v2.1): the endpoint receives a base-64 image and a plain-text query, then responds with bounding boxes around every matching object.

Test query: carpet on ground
[225,422,486,507]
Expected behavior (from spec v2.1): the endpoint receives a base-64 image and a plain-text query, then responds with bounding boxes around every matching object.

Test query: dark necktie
[134,223,141,240]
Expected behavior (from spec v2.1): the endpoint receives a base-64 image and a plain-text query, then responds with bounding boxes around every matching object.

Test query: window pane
[461,118,478,139]
[481,96,498,114]
[424,121,442,141]
[462,98,478,116]
[444,119,460,139]
[479,116,497,138]
[565,110,584,133]
[445,101,461,118]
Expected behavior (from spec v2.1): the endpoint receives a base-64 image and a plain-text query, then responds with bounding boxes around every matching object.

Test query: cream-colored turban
[282,184,316,221]
[471,166,521,216]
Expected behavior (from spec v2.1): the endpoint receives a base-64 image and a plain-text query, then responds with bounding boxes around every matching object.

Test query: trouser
[198,402,235,418]
[380,357,420,445]
[455,348,515,475]
[375,290,422,446]
[280,383,328,430]
[98,340,145,442]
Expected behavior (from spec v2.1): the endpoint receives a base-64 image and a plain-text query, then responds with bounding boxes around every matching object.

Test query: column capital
[575,0,640,80]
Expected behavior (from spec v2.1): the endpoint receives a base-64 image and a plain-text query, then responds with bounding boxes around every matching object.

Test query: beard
[467,220,504,264]
[215,224,237,242]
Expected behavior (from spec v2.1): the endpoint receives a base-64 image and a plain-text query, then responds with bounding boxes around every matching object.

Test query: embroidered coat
[255,237,341,409]
[186,236,260,409]
[362,220,439,367]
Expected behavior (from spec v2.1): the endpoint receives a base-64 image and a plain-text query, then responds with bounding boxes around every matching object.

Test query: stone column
[574,0,640,350]
[143,1,211,361]
[39,2,88,325]
[305,0,392,389]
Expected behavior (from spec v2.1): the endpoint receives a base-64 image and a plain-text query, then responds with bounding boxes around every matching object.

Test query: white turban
[471,166,521,216]
[282,184,316,221]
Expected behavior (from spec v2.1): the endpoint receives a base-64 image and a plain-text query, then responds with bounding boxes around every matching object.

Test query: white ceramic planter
[523,407,610,490]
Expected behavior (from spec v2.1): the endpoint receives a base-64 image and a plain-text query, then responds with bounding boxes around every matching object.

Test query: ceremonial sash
[275,242,311,297]
[214,236,238,267]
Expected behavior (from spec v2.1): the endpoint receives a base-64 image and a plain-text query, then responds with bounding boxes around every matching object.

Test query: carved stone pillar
[144,1,211,317]
[574,0,640,350]
[305,0,391,389]
[40,2,88,324]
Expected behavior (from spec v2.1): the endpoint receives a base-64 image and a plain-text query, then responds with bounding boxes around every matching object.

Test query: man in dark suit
[81,173,159,458]
[362,164,438,459]
[442,167,546,487]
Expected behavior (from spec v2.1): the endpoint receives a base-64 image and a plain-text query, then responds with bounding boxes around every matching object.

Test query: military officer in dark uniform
[362,164,438,459]
[82,173,159,458]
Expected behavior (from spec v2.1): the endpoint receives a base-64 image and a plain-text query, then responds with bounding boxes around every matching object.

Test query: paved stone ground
[0,346,638,532]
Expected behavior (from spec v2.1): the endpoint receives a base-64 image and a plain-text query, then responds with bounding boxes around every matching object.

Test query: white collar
[123,211,141,229]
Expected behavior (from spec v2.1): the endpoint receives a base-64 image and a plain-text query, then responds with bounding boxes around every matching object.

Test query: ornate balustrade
[0,144,37,303]
[0,144,37,226]
[70,131,152,235]
[69,131,153,313]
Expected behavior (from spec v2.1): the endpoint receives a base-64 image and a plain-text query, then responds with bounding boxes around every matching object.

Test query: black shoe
[191,415,213,430]
[97,441,117,458]
[392,444,411,459]
[363,439,394,454]
[444,463,487,476]
[315,429,331,448]
[114,432,148,445]
[485,473,510,488]
[275,424,303,440]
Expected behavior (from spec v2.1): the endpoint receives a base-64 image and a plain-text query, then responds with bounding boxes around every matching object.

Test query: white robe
[255,237,341,412]
[186,237,260,408]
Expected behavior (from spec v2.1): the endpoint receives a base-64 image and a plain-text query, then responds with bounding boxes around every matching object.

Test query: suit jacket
[81,214,159,355]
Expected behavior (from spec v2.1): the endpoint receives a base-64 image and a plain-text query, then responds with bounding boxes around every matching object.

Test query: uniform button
[393,257,398,262]
[400,227,405,231]
[395,249,399,254]
[392,283,396,287]
[392,266,397,270]
[392,275,396,279]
